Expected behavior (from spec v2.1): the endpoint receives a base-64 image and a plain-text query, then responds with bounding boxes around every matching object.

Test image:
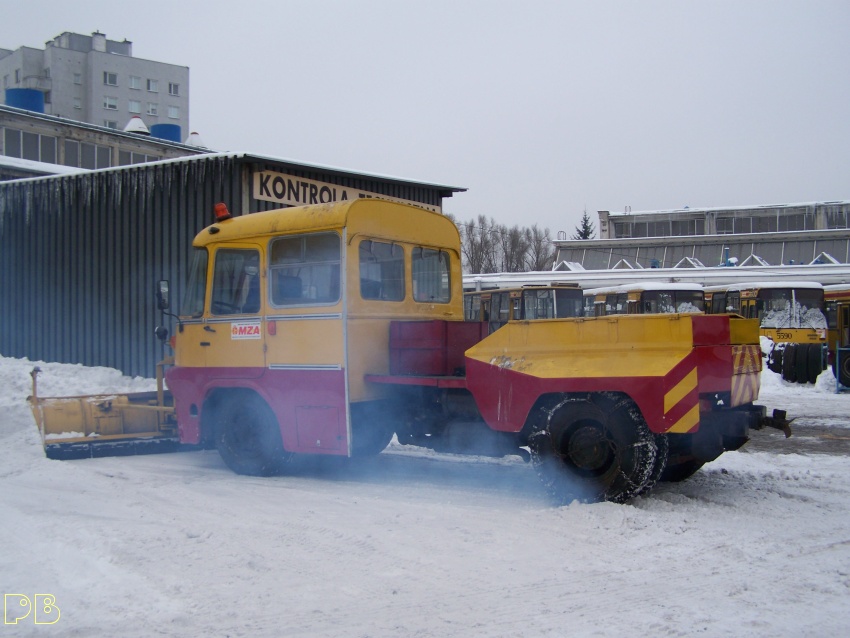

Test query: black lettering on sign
[259,173,271,197]
[272,177,285,199]
[288,179,300,202]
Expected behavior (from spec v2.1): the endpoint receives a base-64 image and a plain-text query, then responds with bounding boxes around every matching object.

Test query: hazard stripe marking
[666,402,700,434]
[665,368,698,414]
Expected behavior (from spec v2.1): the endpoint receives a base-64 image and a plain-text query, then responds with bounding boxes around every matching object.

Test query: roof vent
[123,116,150,135]
[184,131,207,148]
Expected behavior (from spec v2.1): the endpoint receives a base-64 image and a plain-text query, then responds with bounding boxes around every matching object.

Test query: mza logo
[231,321,261,340]
[4,594,60,625]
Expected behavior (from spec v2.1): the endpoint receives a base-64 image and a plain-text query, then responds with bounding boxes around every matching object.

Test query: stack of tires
[772,343,825,384]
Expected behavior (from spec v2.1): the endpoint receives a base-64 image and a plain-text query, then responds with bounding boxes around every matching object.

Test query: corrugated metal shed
[0,153,464,376]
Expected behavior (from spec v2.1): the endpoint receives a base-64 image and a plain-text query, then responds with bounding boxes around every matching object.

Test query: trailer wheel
[529,394,656,504]
[781,344,797,382]
[214,392,288,476]
[660,457,704,482]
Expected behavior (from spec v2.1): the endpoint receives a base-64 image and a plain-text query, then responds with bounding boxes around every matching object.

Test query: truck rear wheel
[214,392,288,476]
[529,394,656,504]
[350,402,395,457]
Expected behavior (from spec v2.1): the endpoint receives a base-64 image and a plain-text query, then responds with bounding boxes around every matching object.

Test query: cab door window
[211,249,261,315]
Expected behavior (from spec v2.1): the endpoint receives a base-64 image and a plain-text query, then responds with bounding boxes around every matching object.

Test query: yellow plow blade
[27,363,181,460]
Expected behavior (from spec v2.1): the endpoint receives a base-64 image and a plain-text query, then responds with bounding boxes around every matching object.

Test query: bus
[824,284,850,387]
[582,283,705,318]
[705,282,827,384]
[463,284,584,333]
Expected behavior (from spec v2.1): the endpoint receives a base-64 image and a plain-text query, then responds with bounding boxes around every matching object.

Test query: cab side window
[269,233,341,306]
[412,247,451,303]
[359,240,404,301]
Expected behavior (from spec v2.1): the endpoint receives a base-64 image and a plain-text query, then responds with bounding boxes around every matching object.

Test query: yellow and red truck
[29,199,789,503]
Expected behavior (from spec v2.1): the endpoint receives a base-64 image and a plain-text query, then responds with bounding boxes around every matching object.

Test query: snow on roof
[0,155,89,176]
[584,282,704,295]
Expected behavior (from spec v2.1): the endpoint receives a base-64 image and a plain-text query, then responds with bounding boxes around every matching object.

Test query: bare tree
[453,215,556,274]
[524,224,556,271]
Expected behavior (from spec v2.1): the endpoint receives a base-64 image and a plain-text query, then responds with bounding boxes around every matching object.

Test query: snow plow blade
[27,364,180,460]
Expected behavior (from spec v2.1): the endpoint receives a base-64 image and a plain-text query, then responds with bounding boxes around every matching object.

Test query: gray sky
[3,0,849,235]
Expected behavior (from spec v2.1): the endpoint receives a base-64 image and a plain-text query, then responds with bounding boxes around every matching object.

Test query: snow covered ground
[2,354,849,637]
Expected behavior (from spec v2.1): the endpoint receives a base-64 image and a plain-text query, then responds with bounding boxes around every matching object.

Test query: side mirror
[154,325,169,342]
[156,280,170,310]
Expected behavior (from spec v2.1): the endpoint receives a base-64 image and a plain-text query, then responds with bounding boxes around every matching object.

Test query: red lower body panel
[166,366,348,455]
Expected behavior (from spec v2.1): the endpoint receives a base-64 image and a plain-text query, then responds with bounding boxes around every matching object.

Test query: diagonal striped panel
[664,367,700,433]
[666,402,700,434]
[665,368,698,414]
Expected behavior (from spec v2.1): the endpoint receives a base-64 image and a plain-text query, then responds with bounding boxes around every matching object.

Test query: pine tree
[572,209,596,240]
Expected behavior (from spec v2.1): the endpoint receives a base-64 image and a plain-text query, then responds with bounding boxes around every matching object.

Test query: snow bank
[1,354,849,636]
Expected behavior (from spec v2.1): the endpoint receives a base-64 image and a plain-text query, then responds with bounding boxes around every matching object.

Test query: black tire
[635,433,669,497]
[529,393,656,504]
[795,343,810,384]
[214,392,288,476]
[350,402,395,457]
[782,344,797,382]
[839,351,850,388]
[660,457,705,482]
[806,344,824,384]
[767,346,783,374]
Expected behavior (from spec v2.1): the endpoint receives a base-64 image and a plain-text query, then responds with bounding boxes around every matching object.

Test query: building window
[147,79,158,92]
[96,145,111,168]
[104,120,118,129]
[40,136,57,163]
[147,102,158,116]
[73,73,82,85]
[73,97,82,110]
[167,105,179,119]
[103,71,118,86]
[128,100,141,114]
[168,82,179,96]
[14,69,20,83]
[44,68,50,79]
[104,96,118,110]
[64,140,110,168]
[3,128,22,158]
[44,91,51,104]
[1,129,58,161]
[129,75,141,89]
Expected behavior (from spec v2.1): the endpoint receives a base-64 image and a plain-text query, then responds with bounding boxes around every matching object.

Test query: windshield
[758,288,827,329]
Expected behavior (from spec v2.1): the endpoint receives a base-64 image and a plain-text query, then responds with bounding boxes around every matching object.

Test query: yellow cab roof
[192,199,460,251]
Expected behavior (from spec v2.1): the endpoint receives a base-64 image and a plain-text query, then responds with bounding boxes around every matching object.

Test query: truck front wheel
[529,394,656,504]
[214,392,289,476]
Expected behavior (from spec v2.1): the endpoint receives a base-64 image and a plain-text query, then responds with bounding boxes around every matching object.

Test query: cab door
[202,245,266,377]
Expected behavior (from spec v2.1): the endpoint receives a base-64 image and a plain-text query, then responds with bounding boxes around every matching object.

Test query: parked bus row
[464,280,849,385]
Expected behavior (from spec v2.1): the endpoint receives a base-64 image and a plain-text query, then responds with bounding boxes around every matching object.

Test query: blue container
[5,88,45,113]
[150,123,182,143]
